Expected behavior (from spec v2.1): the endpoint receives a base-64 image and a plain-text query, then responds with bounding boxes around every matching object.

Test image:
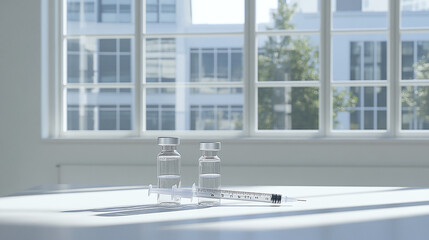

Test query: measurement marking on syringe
[148,185,306,204]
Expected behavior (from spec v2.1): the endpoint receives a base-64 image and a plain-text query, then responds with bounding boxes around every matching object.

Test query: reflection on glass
[67,38,133,84]
[145,37,243,83]
[258,87,319,130]
[333,35,387,81]
[333,86,387,130]
[146,87,244,131]
[401,0,429,28]
[401,86,429,130]
[401,38,429,80]
[66,88,134,131]
[258,35,319,81]
[66,0,133,35]
[146,0,244,33]
[256,0,319,31]
[332,0,387,29]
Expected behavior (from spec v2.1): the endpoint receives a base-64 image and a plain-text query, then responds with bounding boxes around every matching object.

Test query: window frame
[48,0,429,139]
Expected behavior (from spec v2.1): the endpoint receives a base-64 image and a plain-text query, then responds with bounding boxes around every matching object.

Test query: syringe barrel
[149,185,195,201]
[172,185,195,200]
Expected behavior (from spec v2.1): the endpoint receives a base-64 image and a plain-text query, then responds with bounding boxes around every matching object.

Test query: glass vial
[198,142,221,206]
[157,137,181,205]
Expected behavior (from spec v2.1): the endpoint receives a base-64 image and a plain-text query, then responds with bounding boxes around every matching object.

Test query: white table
[1,185,429,240]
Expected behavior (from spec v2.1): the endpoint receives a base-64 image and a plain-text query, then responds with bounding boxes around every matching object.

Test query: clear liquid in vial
[199,159,221,206]
[157,156,181,205]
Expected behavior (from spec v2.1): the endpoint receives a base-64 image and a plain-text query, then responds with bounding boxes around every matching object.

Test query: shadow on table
[7,185,147,197]
[63,204,209,216]
[64,199,429,220]
[58,200,429,240]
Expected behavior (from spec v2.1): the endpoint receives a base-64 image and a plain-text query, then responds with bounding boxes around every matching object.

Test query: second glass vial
[198,142,221,206]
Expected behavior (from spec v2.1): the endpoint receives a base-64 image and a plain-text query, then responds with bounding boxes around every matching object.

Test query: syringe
[148,184,305,204]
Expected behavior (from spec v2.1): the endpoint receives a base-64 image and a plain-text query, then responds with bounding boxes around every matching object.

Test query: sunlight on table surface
[1,185,429,240]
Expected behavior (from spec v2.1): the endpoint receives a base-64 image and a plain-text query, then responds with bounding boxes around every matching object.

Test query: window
[146,0,176,23]
[400,0,429,131]
[57,0,429,137]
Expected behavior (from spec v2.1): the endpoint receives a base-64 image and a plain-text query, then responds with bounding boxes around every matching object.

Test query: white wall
[1,0,429,197]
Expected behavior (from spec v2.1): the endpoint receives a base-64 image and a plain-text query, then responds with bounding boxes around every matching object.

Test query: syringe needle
[297,199,306,202]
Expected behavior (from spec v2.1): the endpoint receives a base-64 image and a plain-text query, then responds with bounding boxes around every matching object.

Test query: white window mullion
[59,0,66,135]
[244,0,256,136]
[228,49,232,82]
[359,86,364,130]
[136,0,143,134]
[321,0,331,136]
[389,0,400,136]
[214,48,218,81]
[374,84,378,130]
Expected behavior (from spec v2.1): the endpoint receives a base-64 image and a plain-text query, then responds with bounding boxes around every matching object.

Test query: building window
[337,41,388,130]
[190,105,243,130]
[146,105,175,130]
[146,0,176,23]
[190,48,243,82]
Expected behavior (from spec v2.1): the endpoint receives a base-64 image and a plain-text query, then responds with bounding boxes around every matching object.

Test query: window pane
[364,87,374,107]
[67,54,80,83]
[332,35,387,81]
[333,0,387,29]
[333,86,387,130]
[99,105,117,130]
[146,87,244,131]
[66,38,134,84]
[231,50,243,82]
[120,55,131,82]
[377,87,387,107]
[146,105,160,130]
[202,50,215,81]
[99,55,117,82]
[145,37,243,83]
[217,51,228,81]
[66,88,134,131]
[377,110,387,129]
[66,0,133,35]
[401,86,429,130]
[190,49,199,82]
[258,35,319,81]
[364,110,374,129]
[67,39,98,84]
[258,87,319,130]
[401,36,429,80]
[85,105,95,130]
[120,39,131,52]
[100,39,116,52]
[119,105,132,130]
[146,0,244,33]
[257,0,319,31]
[401,0,429,28]
[67,105,79,130]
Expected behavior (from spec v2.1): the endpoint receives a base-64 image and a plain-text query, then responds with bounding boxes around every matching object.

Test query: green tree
[401,56,429,129]
[258,1,358,130]
[258,2,319,130]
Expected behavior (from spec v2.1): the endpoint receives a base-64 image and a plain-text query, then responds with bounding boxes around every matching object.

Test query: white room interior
[1,0,429,198]
[2,1,429,239]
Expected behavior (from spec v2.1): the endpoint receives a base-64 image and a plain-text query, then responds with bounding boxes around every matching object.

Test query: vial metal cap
[158,137,180,145]
[200,142,221,151]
